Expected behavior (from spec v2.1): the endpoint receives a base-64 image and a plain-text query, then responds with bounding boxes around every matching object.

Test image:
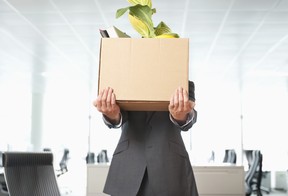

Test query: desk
[86,164,245,196]
[193,165,245,196]
[87,164,109,196]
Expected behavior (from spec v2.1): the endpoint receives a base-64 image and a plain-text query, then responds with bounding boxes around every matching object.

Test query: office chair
[57,148,69,177]
[0,152,8,196]
[244,150,267,196]
[43,147,52,152]
[252,152,270,194]
[97,149,109,163]
[86,152,95,164]
[223,149,237,164]
[1,151,61,196]
[207,150,215,163]
[0,173,8,196]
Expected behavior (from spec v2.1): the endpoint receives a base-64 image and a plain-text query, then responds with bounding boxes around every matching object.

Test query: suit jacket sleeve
[102,109,128,129]
[170,109,197,131]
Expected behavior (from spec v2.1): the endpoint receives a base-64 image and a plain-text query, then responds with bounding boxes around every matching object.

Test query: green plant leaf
[156,33,179,38]
[155,26,171,36]
[154,21,179,38]
[155,21,172,36]
[115,0,179,38]
[129,5,155,37]
[116,7,130,18]
[127,0,152,8]
[128,14,150,37]
[155,21,171,30]
[129,5,153,25]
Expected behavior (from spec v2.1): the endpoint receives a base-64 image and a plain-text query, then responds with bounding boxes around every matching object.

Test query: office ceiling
[0,0,288,94]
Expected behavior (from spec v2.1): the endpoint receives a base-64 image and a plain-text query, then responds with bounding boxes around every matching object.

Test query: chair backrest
[223,149,237,164]
[244,150,262,195]
[86,152,95,164]
[1,151,61,196]
[244,150,254,168]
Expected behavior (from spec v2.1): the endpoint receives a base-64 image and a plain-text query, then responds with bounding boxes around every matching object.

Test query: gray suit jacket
[103,110,198,196]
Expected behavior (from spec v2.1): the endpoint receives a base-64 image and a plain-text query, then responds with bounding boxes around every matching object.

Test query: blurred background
[0,0,288,194]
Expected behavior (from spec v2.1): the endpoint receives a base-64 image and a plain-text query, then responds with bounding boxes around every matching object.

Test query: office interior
[0,0,288,195]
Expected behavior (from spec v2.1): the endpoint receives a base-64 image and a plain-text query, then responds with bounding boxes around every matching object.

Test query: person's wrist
[105,113,120,124]
[172,113,188,125]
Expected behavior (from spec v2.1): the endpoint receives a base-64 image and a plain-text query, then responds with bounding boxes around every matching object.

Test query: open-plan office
[0,0,288,195]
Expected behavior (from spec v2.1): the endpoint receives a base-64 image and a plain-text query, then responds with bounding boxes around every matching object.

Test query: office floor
[253,189,287,196]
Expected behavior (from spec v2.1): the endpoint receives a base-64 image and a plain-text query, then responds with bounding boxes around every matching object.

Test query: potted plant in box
[116,0,179,38]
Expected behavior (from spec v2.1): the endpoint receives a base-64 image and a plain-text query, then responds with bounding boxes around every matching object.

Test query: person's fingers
[183,88,189,102]
[183,88,190,110]
[102,88,108,104]
[93,99,97,108]
[169,97,174,112]
[111,92,116,107]
[106,87,113,109]
[106,87,112,102]
[178,87,184,110]
[189,100,195,109]
[93,90,101,107]
[98,87,109,112]
[95,89,104,108]
[173,88,179,108]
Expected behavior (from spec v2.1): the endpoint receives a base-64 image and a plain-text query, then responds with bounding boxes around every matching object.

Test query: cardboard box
[98,38,189,111]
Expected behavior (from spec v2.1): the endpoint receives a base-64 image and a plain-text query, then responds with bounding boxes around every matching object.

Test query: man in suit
[93,81,198,196]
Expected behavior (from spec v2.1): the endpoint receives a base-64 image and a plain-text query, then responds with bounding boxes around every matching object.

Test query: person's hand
[169,86,195,124]
[93,87,121,124]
